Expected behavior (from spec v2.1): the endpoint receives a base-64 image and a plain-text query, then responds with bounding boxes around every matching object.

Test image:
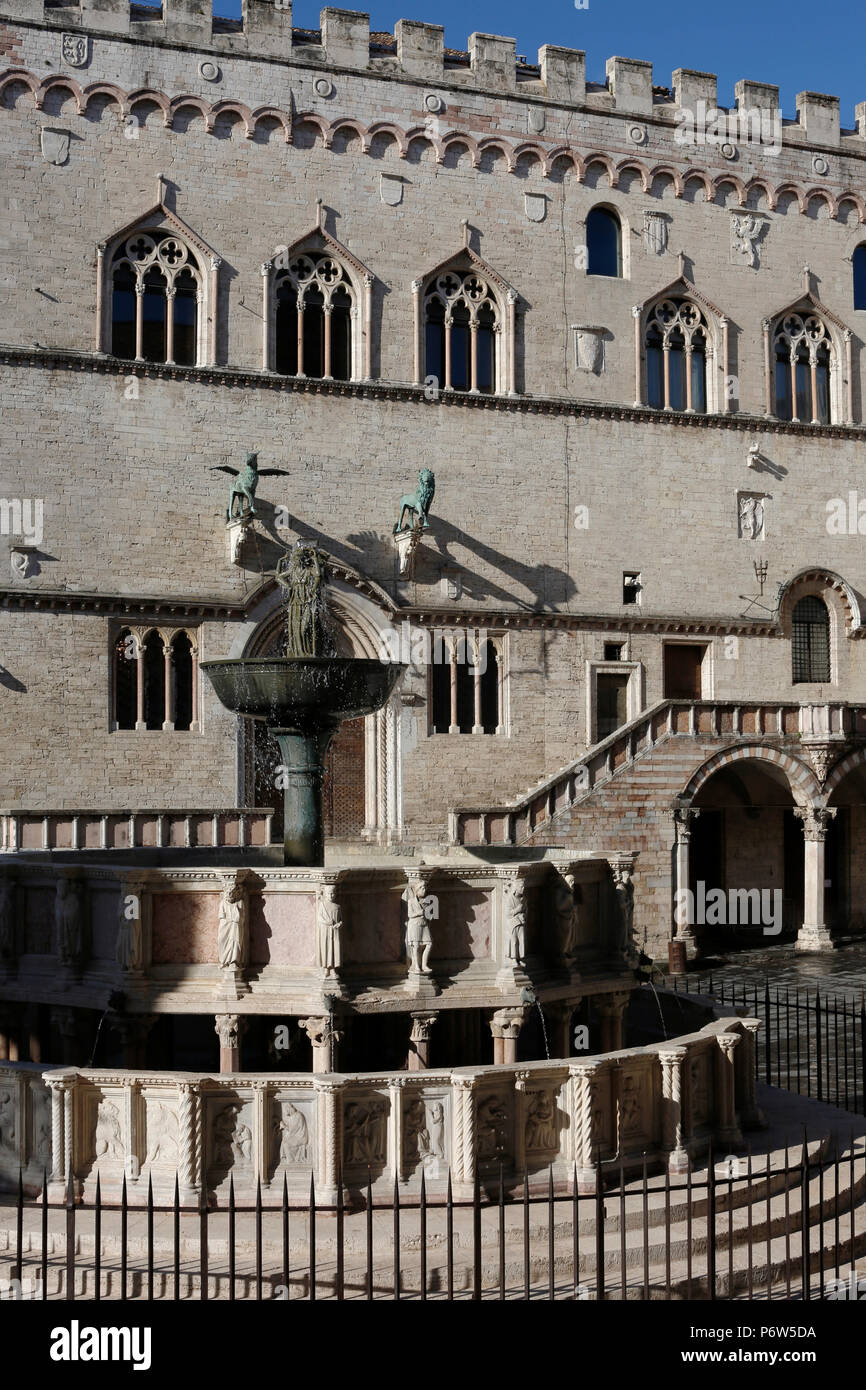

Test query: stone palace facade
[1,0,866,1079]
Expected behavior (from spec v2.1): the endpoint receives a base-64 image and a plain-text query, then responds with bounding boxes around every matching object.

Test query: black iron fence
[671,975,866,1116]
[2,1139,865,1301]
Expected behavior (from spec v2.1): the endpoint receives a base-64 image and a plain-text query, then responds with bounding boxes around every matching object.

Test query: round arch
[680,743,821,808]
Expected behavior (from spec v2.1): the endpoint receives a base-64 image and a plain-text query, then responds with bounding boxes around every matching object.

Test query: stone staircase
[449,699,863,849]
[2,1086,864,1299]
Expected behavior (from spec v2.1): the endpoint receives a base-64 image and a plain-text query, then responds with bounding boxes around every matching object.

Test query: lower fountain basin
[201,657,405,728]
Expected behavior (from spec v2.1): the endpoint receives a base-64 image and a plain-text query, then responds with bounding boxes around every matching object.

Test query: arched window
[854,244,866,311]
[645,298,708,413]
[586,207,622,278]
[429,632,503,733]
[112,626,198,731]
[423,270,500,394]
[272,253,355,381]
[791,596,831,683]
[773,313,832,424]
[110,232,203,366]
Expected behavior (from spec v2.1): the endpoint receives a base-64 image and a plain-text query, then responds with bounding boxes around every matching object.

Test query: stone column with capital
[546,1000,580,1060]
[177,1081,202,1203]
[571,1060,603,1191]
[300,1014,341,1074]
[112,1014,155,1069]
[736,1020,766,1129]
[407,1013,437,1071]
[595,991,631,1054]
[794,807,836,952]
[715,1032,743,1147]
[659,1046,690,1173]
[672,807,700,960]
[214,1014,244,1074]
[450,1076,477,1196]
[489,1006,527,1065]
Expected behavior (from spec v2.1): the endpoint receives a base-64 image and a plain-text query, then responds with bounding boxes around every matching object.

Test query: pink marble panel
[219,814,240,847]
[139,817,159,847]
[82,818,103,848]
[50,819,75,849]
[249,892,316,967]
[342,890,402,965]
[108,816,130,849]
[431,889,491,962]
[152,892,219,964]
[191,815,213,847]
[20,819,42,850]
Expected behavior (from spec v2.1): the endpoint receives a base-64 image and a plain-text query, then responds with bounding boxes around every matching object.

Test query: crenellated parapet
[0,1,864,153]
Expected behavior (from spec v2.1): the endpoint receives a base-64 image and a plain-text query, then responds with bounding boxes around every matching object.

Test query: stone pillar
[177,1081,201,1203]
[407,1013,437,1071]
[595,991,631,1053]
[451,1075,477,1196]
[794,807,836,952]
[659,1046,690,1173]
[315,1079,343,1200]
[113,1014,155,1069]
[607,854,639,966]
[571,1060,603,1191]
[54,1007,82,1066]
[214,1014,243,1073]
[546,1000,579,1060]
[736,1020,766,1129]
[490,1006,527,1065]
[672,807,700,960]
[46,1074,72,1182]
[300,1015,340,1074]
[715,1032,743,1147]
[513,1070,529,1176]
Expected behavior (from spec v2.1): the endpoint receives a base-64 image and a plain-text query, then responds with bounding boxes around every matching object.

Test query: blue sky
[214,0,865,124]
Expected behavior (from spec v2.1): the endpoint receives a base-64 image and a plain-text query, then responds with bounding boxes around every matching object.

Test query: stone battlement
[2,1,865,144]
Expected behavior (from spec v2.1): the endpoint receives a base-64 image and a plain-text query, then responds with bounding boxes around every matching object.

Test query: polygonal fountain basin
[201,658,406,729]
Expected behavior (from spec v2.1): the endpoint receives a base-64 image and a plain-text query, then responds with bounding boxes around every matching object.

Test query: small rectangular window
[603,642,625,661]
[622,572,641,605]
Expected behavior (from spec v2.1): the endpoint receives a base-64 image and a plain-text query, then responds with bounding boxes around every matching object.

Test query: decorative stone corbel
[607,853,639,967]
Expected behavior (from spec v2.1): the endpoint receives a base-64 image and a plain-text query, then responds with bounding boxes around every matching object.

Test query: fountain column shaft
[273,727,336,867]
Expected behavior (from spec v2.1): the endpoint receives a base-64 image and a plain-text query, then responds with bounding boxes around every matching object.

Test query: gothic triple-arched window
[423,270,501,394]
[113,627,198,731]
[430,634,505,734]
[772,313,833,424]
[272,252,356,380]
[110,232,203,366]
[645,297,709,413]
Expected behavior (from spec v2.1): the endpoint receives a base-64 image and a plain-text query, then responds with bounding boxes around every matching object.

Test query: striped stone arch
[824,748,866,799]
[680,743,821,807]
[777,568,862,635]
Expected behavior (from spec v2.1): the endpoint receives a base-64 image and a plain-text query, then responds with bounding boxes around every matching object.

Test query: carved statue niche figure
[274,543,331,658]
[218,874,248,973]
[394,468,436,534]
[276,1102,309,1165]
[316,884,342,975]
[403,1096,444,1166]
[116,885,144,972]
[611,865,636,960]
[144,1103,178,1167]
[0,1087,15,1152]
[343,1100,387,1166]
[476,1095,509,1161]
[210,451,291,522]
[405,875,432,976]
[526,1090,557,1152]
[0,876,15,962]
[94,1098,124,1162]
[502,876,527,966]
[212,1103,252,1168]
[55,877,83,968]
[552,870,579,960]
